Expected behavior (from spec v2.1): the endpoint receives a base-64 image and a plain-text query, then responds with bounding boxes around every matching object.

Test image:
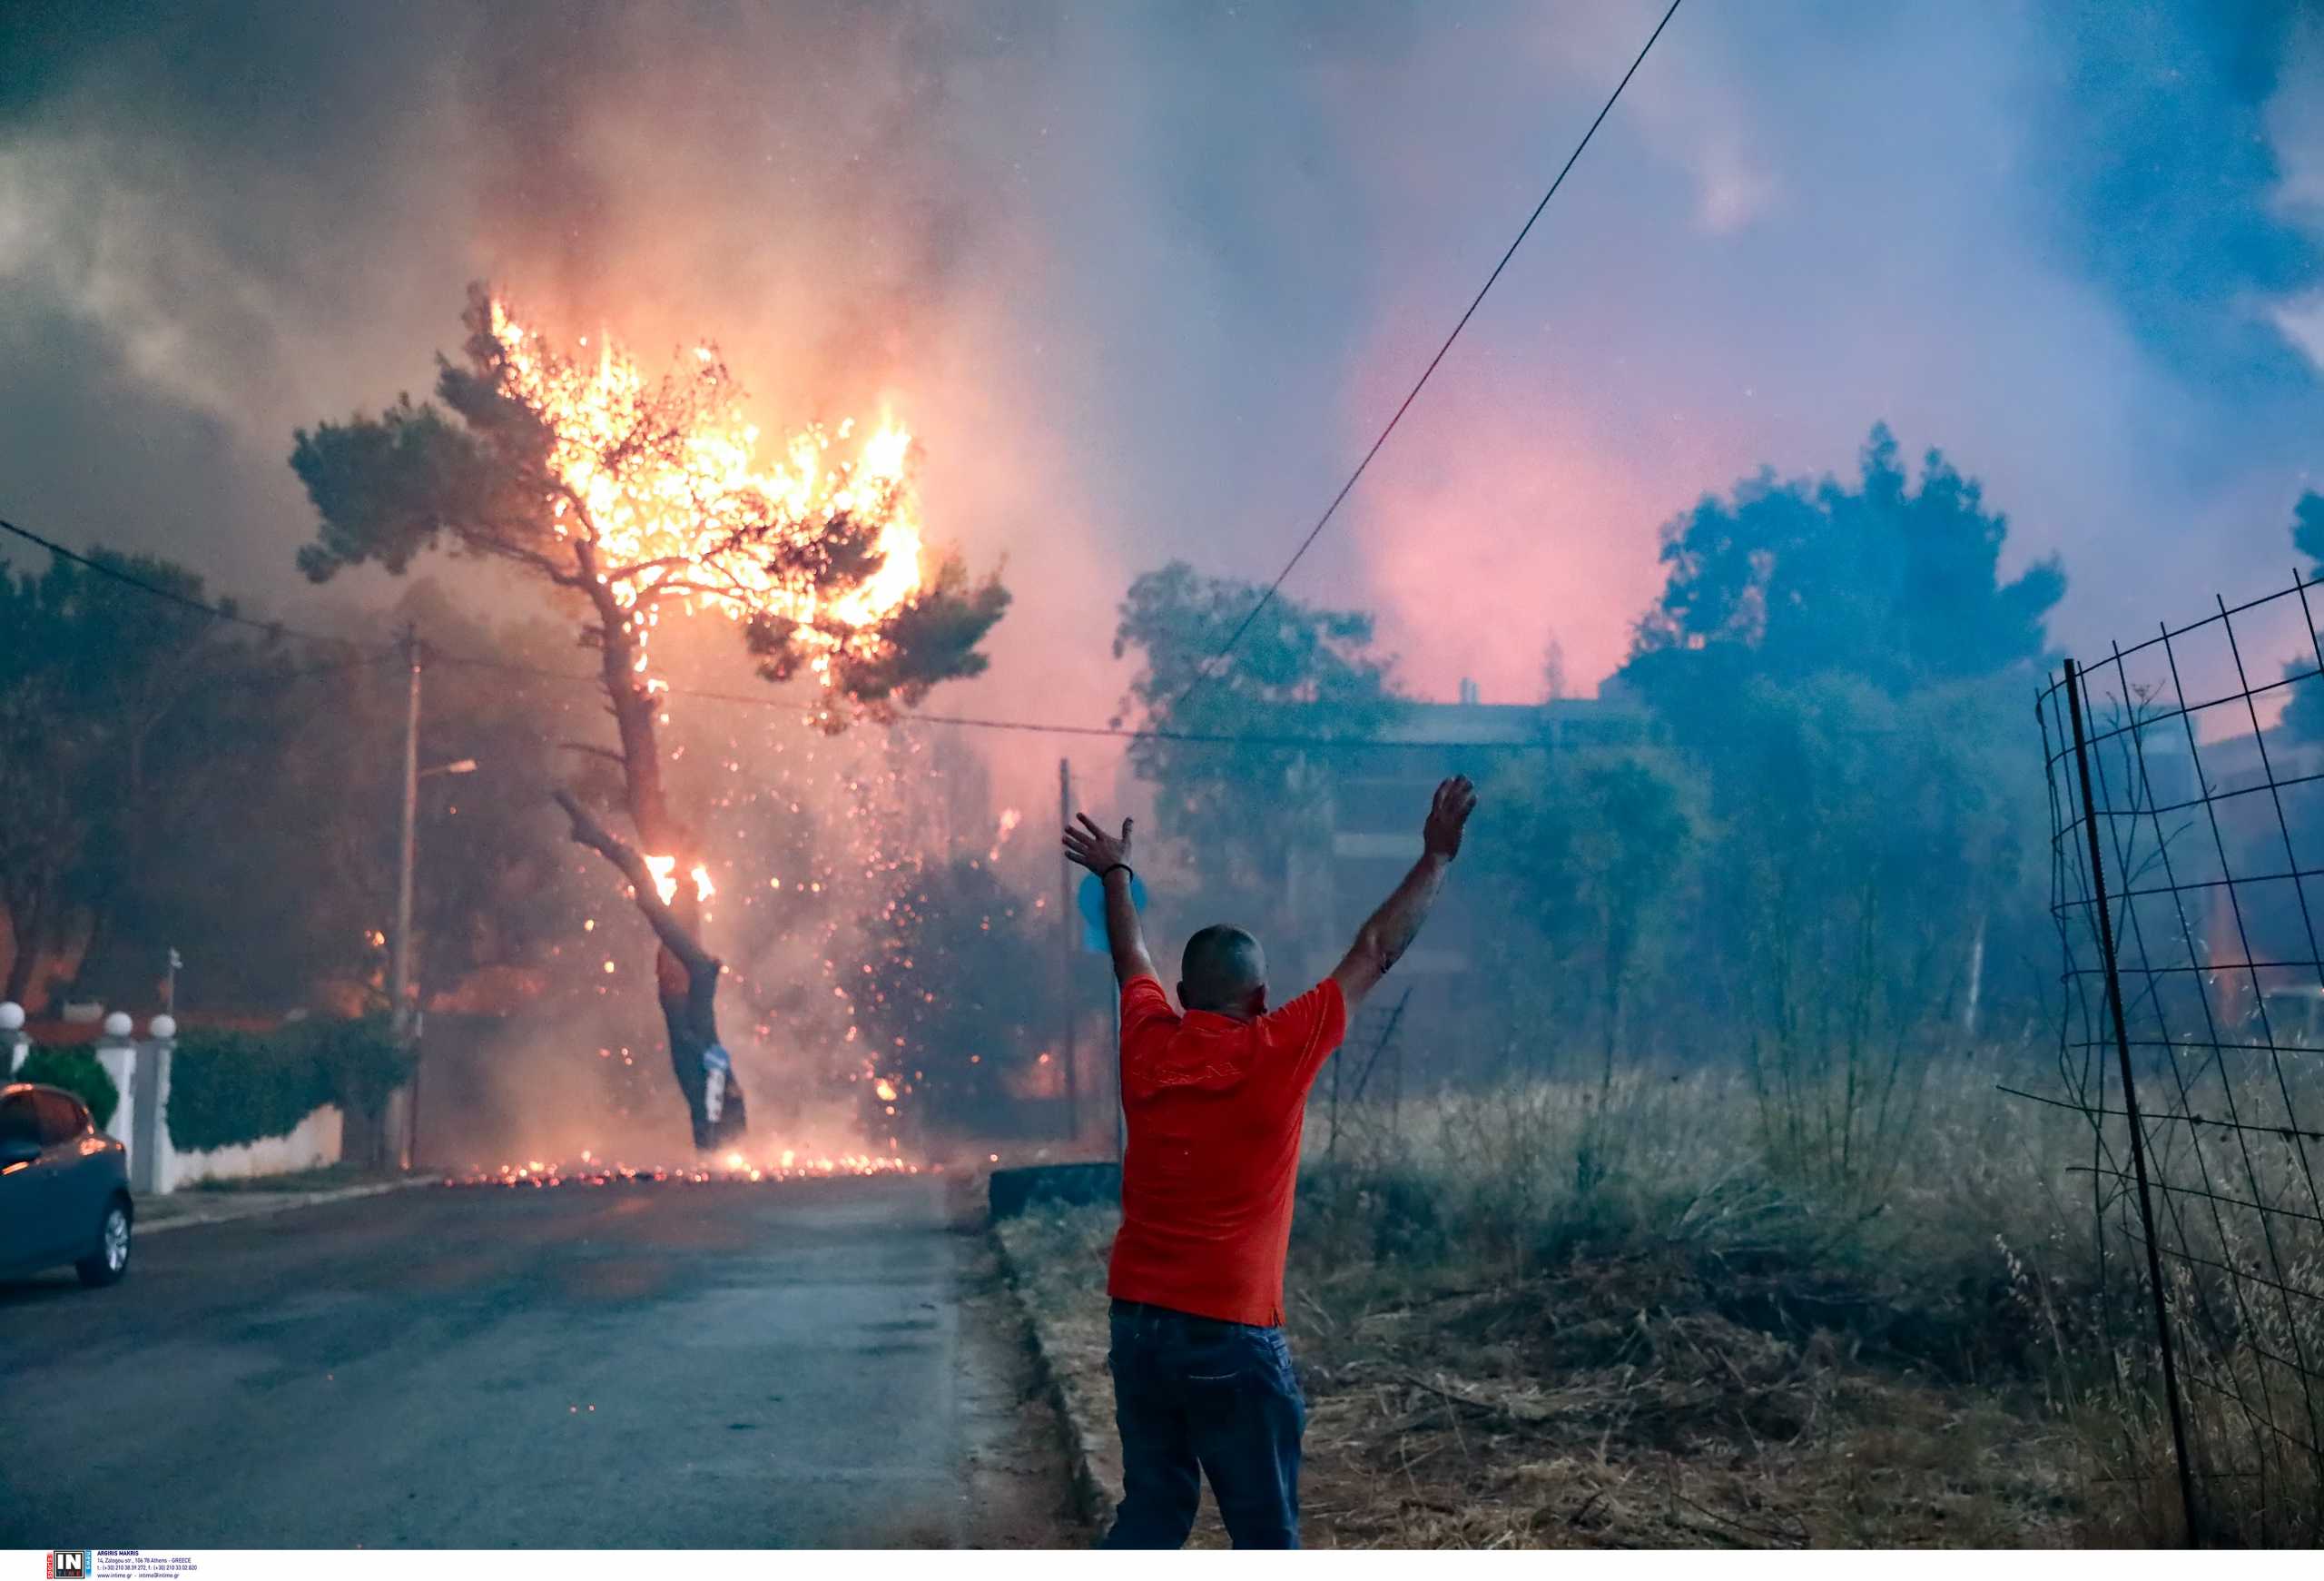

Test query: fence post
[2063,657,2202,1545]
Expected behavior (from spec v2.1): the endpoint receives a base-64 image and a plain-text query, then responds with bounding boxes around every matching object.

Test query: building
[1285,681,1648,1055]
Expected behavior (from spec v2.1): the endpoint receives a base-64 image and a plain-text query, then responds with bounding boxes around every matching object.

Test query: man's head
[1179,924,1267,1020]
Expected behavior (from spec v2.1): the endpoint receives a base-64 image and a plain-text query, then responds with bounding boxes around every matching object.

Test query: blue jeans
[1098,1299,1306,1549]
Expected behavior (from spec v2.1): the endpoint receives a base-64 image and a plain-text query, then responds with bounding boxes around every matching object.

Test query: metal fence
[1321,984,1412,1161]
[2030,574,2324,1544]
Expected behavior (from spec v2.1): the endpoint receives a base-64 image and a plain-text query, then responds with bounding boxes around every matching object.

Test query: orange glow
[643,855,716,906]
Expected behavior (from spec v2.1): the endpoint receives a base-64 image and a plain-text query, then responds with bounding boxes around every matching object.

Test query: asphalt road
[1,1174,1078,1547]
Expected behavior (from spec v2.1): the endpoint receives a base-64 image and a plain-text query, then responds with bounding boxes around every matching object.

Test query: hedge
[166,1016,412,1154]
[15,1047,121,1131]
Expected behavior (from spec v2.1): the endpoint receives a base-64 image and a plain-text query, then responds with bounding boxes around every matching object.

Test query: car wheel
[76,1199,132,1288]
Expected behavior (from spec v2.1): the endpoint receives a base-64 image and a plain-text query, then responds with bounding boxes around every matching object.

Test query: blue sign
[1078,870,1148,953]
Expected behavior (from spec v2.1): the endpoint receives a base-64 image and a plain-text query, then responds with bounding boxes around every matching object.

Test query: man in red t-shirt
[1062,775,1478,1549]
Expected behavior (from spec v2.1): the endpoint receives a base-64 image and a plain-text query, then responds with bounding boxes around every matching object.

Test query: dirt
[952,1235,1093,1546]
[999,1205,2091,1549]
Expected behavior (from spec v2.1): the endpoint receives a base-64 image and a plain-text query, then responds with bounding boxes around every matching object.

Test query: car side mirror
[0,1138,39,1169]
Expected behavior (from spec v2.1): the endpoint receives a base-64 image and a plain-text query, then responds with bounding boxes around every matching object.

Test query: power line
[1170,0,1685,717]
[0,516,367,651]
[1,512,1556,751]
[909,708,1543,752]
[427,648,1548,752]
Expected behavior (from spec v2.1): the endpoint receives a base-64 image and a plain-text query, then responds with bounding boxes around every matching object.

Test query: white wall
[146,1043,344,1193]
[155,1102,343,1193]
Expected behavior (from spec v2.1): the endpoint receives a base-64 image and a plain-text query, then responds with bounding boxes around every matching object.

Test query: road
[1,1174,1078,1547]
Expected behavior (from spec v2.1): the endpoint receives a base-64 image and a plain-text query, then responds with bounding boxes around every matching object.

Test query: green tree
[1628,423,2063,708]
[0,550,276,1006]
[1476,751,1695,1090]
[1114,562,1395,939]
[290,286,1007,1147]
[0,544,597,1042]
[1616,430,2058,1201]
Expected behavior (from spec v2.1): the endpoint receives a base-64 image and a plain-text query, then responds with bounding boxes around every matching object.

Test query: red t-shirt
[1105,973,1348,1327]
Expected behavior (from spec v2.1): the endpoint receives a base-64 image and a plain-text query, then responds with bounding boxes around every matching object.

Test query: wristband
[1099,863,1134,882]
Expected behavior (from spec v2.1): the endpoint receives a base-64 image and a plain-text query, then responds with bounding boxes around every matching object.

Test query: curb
[140,1176,434,1236]
[990,1220,1119,1531]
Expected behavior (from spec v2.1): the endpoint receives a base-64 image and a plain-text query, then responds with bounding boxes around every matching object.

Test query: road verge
[139,1175,433,1235]
[990,1203,1123,1529]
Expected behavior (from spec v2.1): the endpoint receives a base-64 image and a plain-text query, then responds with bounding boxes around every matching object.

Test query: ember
[447,1151,929,1189]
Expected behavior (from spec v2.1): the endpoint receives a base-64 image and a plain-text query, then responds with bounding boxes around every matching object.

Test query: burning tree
[290,286,1008,1149]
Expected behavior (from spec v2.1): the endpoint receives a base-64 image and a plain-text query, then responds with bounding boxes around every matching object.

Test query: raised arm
[1062,812,1157,986]
[1330,776,1477,1013]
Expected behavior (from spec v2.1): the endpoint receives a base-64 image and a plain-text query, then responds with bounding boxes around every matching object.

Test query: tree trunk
[565,541,751,1151]
[552,786,747,1152]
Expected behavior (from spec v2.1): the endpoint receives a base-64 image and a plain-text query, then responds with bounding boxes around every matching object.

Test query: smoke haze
[5,0,2322,819]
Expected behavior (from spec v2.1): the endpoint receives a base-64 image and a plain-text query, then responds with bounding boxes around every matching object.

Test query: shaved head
[1179,924,1267,1018]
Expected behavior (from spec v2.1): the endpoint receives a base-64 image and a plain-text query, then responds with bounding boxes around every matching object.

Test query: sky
[5,0,2323,818]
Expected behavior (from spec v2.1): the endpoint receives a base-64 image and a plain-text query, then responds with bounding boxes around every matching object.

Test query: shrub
[15,1046,121,1131]
[166,1031,330,1152]
[302,1015,411,1118]
[164,1017,411,1153]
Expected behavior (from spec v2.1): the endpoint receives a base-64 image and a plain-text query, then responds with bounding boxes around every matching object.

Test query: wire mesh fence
[1322,984,1412,1161]
[2030,573,2324,1545]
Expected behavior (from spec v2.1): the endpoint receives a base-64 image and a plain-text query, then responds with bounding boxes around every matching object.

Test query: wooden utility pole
[390,627,420,1045]
[386,625,421,1173]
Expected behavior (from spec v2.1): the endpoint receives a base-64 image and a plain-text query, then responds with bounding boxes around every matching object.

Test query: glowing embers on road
[447,1149,927,1188]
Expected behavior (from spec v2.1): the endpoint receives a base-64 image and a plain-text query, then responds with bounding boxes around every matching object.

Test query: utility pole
[389,627,420,1173]
[391,626,420,1042]
[1059,757,1077,1138]
[379,628,473,1173]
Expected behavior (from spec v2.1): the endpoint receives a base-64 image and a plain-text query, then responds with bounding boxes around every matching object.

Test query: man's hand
[1063,813,1134,874]
[1064,812,1156,984]
[1422,775,1478,860]
[1332,776,1480,1013]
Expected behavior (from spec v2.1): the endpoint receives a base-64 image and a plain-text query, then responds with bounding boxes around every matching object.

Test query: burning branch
[550,787,715,979]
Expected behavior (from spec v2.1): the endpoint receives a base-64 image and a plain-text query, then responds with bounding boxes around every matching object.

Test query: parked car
[0,1081,133,1287]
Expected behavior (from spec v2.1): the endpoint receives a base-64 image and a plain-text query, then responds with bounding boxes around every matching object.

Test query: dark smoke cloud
[4,1,2322,826]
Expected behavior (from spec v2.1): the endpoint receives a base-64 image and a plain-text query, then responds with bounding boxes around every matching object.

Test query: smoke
[5,0,2322,836]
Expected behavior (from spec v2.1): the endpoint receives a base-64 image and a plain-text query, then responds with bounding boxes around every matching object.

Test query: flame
[644,855,716,906]
[485,299,925,689]
[872,1077,899,1102]
[987,807,1021,863]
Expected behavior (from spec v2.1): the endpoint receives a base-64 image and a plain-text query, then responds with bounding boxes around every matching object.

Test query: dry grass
[1002,1061,2136,1547]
